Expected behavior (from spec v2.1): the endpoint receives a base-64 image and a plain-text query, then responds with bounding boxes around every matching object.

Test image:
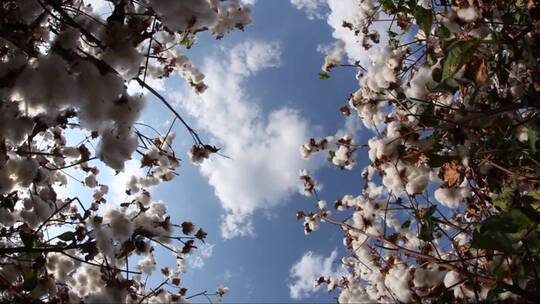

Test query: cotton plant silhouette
[299,0,540,303]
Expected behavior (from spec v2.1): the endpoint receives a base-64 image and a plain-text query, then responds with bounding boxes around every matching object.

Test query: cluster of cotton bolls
[143,0,251,37]
[0,0,249,302]
[301,135,358,169]
[296,1,540,302]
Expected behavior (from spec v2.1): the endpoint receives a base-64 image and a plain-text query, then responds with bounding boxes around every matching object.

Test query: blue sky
[84,0,370,302]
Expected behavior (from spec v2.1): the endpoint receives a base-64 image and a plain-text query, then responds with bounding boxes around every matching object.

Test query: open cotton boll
[516,125,529,142]
[457,7,479,22]
[84,173,98,188]
[72,264,106,297]
[97,126,139,171]
[46,252,80,284]
[147,0,217,32]
[405,167,430,195]
[109,95,145,127]
[338,285,373,303]
[434,187,470,208]
[0,101,33,144]
[138,252,157,274]
[413,263,447,290]
[14,54,78,114]
[103,208,134,243]
[6,157,38,188]
[322,41,346,72]
[384,262,412,302]
[210,0,252,37]
[405,65,438,101]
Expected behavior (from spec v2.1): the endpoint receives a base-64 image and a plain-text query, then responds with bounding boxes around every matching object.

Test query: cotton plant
[300,0,540,303]
[0,0,249,302]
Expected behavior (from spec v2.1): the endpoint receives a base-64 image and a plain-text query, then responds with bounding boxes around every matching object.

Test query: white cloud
[326,0,364,62]
[240,0,257,5]
[290,0,328,20]
[288,249,344,299]
[174,40,320,239]
[187,243,214,270]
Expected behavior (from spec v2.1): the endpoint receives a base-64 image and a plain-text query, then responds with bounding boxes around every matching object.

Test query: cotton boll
[444,271,476,299]
[210,0,252,38]
[147,0,217,32]
[0,101,33,144]
[516,125,528,142]
[54,28,81,50]
[384,262,412,302]
[73,264,106,297]
[405,65,438,101]
[15,0,44,23]
[436,11,462,34]
[0,205,16,227]
[76,67,125,130]
[417,0,432,9]
[138,252,156,274]
[84,286,127,304]
[405,166,430,195]
[322,41,346,72]
[6,156,39,188]
[0,167,14,195]
[97,126,138,171]
[413,263,447,290]
[103,208,134,243]
[109,95,145,127]
[434,187,470,208]
[14,54,78,113]
[362,47,401,92]
[84,173,98,188]
[457,7,479,22]
[46,252,80,283]
[92,185,108,201]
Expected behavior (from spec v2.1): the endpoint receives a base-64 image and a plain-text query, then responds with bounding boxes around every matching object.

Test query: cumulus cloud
[288,249,344,299]
[325,0,365,62]
[187,243,214,270]
[174,40,320,239]
[290,0,328,20]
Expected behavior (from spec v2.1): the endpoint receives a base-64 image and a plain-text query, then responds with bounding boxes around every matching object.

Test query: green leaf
[528,128,538,154]
[442,40,480,84]
[57,231,75,242]
[381,0,396,11]
[437,25,451,39]
[418,206,437,241]
[22,269,38,291]
[486,284,504,302]
[318,72,330,80]
[327,150,335,163]
[387,30,398,38]
[419,216,435,242]
[418,104,438,127]
[401,219,411,229]
[425,205,437,218]
[493,187,516,211]
[20,231,35,248]
[414,6,432,36]
[180,37,194,49]
[471,230,514,254]
[427,153,446,168]
[481,209,533,237]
